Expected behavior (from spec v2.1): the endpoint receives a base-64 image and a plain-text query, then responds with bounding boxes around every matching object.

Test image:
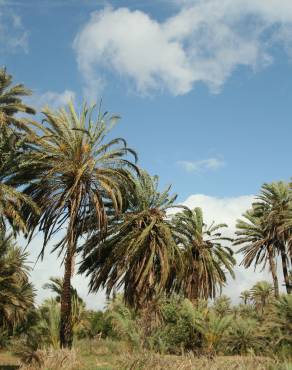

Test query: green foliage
[80,170,182,309]
[172,207,235,301]
[226,318,266,355]
[0,233,35,332]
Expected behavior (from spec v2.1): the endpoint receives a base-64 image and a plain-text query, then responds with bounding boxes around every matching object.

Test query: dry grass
[19,348,82,370]
[11,339,292,370]
[118,352,289,370]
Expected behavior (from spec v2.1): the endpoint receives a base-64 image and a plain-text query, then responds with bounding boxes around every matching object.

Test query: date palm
[235,206,280,298]
[79,170,182,310]
[17,102,138,348]
[0,131,38,233]
[240,290,251,305]
[0,69,37,233]
[0,233,35,331]
[255,182,292,294]
[250,281,273,315]
[0,67,35,131]
[172,207,235,302]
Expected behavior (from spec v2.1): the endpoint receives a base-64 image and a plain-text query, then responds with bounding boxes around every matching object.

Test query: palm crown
[79,170,182,309]
[172,207,235,301]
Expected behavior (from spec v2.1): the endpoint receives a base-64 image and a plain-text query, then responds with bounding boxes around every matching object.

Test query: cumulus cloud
[73,0,292,97]
[30,90,76,110]
[0,4,28,53]
[177,158,225,173]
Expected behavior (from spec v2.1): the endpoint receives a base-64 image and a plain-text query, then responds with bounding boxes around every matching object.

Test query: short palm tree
[226,318,265,355]
[196,309,232,356]
[250,281,274,315]
[0,233,35,331]
[272,294,292,346]
[0,67,35,131]
[235,206,280,298]
[240,290,251,305]
[172,207,235,301]
[79,170,182,310]
[17,102,138,348]
[213,295,232,317]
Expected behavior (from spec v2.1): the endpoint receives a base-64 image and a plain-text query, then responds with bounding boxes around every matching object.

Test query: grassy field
[1,340,291,370]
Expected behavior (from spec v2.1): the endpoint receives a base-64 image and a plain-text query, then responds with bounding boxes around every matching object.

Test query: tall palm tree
[79,170,182,311]
[16,102,138,348]
[235,206,280,298]
[172,207,235,302]
[0,233,35,331]
[0,67,35,131]
[256,182,292,294]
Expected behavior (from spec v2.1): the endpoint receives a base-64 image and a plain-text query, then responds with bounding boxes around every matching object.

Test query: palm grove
[0,68,291,358]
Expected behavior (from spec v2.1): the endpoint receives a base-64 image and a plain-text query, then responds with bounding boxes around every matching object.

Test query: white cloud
[0,4,28,53]
[30,90,76,110]
[177,158,225,172]
[73,0,292,97]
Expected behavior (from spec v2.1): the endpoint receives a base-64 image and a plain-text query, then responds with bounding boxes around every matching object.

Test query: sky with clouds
[1,0,292,309]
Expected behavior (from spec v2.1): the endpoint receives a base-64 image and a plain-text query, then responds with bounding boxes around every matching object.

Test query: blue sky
[2,0,292,307]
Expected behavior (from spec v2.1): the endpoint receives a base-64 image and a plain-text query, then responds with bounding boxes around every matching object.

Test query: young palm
[0,67,35,131]
[17,102,138,348]
[235,206,280,298]
[240,290,251,305]
[250,281,274,315]
[226,318,265,355]
[172,207,235,301]
[79,170,182,310]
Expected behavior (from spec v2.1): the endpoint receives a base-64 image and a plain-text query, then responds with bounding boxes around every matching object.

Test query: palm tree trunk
[267,245,279,298]
[279,244,291,294]
[60,247,73,348]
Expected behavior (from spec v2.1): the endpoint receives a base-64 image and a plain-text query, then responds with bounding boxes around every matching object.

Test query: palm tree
[235,206,280,298]
[240,290,251,305]
[255,182,292,294]
[17,102,138,348]
[79,170,182,311]
[196,309,232,356]
[0,69,38,234]
[0,67,35,131]
[172,207,235,302]
[0,233,35,332]
[0,131,38,233]
[250,281,273,315]
[226,318,265,355]
[213,295,232,317]
[271,294,292,347]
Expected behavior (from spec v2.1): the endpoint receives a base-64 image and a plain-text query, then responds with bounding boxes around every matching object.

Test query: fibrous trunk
[60,247,73,348]
[267,245,279,298]
[279,244,291,294]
